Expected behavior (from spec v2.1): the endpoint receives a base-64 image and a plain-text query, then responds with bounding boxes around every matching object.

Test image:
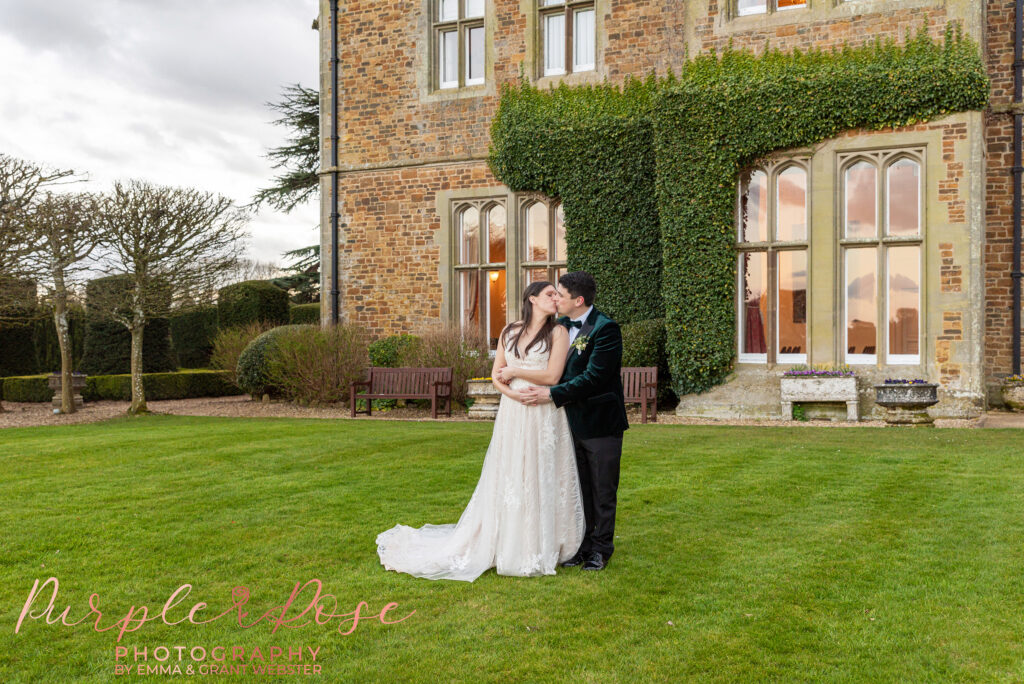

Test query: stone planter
[874,383,939,426]
[1001,380,1024,411]
[466,378,500,420]
[48,372,86,409]
[780,375,858,421]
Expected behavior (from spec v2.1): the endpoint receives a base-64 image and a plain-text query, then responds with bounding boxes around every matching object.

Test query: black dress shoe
[582,552,606,571]
[560,552,585,568]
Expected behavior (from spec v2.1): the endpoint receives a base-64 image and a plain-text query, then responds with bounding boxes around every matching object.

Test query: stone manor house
[317,0,1019,419]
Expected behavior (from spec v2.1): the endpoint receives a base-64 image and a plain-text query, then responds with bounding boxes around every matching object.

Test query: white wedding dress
[375,337,585,581]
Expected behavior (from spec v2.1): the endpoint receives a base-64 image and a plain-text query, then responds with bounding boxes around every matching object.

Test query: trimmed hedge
[368,334,421,367]
[33,304,87,373]
[489,24,988,396]
[1,370,243,403]
[80,275,178,375]
[218,280,290,329]
[170,306,219,368]
[289,303,321,324]
[0,278,39,377]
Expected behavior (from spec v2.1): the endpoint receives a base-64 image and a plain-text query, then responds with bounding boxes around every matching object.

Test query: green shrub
[3,370,243,403]
[1,375,52,402]
[211,321,275,388]
[369,334,421,367]
[489,24,988,396]
[266,324,369,405]
[289,303,321,325]
[235,325,309,398]
[621,318,675,407]
[170,306,219,368]
[217,280,290,330]
[401,324,490,405]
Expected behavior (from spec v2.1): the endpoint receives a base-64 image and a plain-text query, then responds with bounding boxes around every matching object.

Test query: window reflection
[740,252,768,355]
[778,250,806,356]
[554,204,566,261]
[887,246,919,357]
[740,170,768,242]
[846,248,877,357]
[776,166,807,242]
[886,159,920,236]
[459,207,479,265]
[845,162,877,239]
[487,205,506,263]
[526,203,549,261]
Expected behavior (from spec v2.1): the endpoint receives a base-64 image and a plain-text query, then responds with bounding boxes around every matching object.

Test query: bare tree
[23,192,104,414]
[95,180,249,415]
[0,154,76,305]
[0,154,76,413]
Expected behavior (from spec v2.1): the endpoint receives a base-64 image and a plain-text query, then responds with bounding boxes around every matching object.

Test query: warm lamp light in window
[489,271,499,282]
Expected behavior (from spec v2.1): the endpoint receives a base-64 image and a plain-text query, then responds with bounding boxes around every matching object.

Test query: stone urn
[1001,377,1024,411]
[48,372,87,409]
[466,378,500,420]
[873,382,939,426]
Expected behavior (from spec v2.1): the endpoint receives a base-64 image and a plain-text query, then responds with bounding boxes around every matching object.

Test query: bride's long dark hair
[500,281,557,359]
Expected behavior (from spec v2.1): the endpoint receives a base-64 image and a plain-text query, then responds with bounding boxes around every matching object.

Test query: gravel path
[0,395,983,430]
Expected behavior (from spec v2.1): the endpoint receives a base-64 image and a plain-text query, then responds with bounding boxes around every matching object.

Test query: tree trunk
[129,321,148,415]
[53,274,76,414]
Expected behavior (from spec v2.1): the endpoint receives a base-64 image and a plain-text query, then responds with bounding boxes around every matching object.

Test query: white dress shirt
[568,305,593,345]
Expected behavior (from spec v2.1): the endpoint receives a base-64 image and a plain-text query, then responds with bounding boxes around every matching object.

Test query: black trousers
[572,433,623,559]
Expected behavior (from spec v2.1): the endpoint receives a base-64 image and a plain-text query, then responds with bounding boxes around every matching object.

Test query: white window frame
[839,150,925,367]
[735,160,811,365]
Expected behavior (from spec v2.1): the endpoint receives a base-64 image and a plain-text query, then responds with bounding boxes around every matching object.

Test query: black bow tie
[560,318,583,329]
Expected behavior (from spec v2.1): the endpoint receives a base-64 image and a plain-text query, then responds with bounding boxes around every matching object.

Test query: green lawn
[1,416,1024,682]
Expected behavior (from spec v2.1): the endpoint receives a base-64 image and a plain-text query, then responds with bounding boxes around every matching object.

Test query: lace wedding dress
[375,337,585,581]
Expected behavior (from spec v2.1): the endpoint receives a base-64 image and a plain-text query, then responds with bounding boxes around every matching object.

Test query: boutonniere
[570,335,590,355]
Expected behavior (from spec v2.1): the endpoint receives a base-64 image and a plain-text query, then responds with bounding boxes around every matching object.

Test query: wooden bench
[350,367,453,419]
[621,367,658,423]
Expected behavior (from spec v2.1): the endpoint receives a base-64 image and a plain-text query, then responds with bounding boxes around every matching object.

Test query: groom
[521,271,628,571]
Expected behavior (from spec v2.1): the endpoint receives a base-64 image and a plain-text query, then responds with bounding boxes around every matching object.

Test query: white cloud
[0,0,321,267]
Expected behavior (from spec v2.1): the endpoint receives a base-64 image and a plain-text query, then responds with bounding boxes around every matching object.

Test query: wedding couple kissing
[376,271,628,581]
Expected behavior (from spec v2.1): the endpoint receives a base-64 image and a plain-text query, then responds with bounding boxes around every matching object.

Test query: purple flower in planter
[883,378,929,385]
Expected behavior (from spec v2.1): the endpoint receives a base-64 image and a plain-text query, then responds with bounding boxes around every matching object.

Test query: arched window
[736,162,809,364]
[840,151,923,365]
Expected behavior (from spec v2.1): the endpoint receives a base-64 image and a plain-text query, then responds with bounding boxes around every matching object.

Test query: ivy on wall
[489,23,989,396]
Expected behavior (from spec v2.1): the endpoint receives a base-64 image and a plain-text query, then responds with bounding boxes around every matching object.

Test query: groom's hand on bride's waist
[520,386,551,405]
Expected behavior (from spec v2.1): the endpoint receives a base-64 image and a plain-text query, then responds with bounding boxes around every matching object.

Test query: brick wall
[983,0,1019,385]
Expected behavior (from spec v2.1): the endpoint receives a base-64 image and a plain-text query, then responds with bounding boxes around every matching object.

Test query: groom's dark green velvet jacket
[549,307,629,440]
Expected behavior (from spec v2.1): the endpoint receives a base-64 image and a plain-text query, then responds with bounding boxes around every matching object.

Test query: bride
[375,281,585,581]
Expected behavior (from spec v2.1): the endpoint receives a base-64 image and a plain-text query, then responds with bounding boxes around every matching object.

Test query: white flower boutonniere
[570,335,590,355]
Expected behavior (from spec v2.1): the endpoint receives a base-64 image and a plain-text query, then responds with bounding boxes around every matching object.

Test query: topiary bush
[489,23,989,396]
[235,324,310,398]
[0,279,40,377]
[369,334,421,368]
[289,303,321,324]
[210,321,275,388]
[80,275,177,375]
[218,280,290,330]
[170,306,219,368]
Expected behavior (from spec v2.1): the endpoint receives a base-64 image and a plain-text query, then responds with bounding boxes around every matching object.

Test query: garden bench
[350,367,453,419]
[621,367,658,423]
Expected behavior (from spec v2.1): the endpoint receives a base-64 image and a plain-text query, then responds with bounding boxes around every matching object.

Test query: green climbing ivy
[489,23,989,396]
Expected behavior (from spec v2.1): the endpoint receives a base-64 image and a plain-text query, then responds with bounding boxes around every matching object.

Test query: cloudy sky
[0,0,321,267]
